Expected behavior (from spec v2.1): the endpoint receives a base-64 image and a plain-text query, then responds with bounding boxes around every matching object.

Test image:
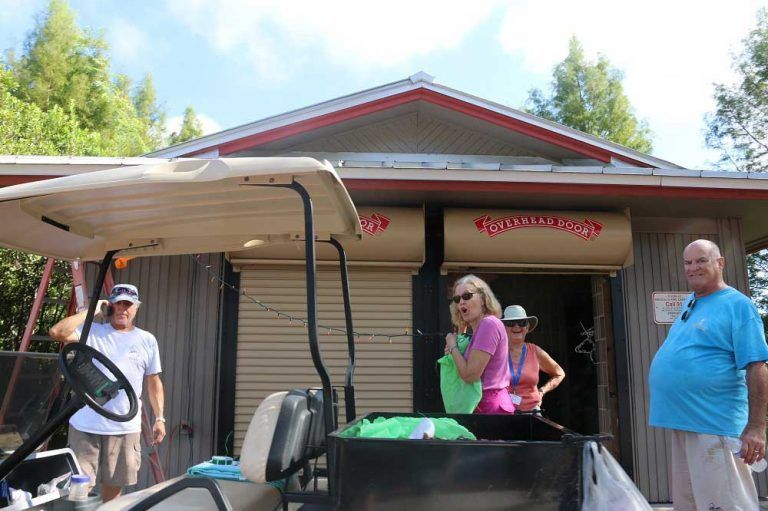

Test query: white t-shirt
[69,323,162,434]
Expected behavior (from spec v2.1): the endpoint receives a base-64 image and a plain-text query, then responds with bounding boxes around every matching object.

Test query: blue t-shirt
[649,286,768,437]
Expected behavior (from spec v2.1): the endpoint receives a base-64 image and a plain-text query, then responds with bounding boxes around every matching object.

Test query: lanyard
[508,343,527,391]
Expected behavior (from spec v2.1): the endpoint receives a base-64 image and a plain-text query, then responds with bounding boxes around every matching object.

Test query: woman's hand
[445,333,458,355]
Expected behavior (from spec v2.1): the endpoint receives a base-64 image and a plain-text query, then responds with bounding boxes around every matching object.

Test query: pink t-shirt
[465,315,510,391]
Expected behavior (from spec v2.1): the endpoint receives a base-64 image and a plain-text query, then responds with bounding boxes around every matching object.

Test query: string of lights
[189,254,448,343]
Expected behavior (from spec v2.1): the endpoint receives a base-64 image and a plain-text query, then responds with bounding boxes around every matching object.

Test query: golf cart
[0,157,606,510]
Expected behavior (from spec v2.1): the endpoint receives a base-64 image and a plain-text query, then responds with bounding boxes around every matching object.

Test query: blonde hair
[449,274,502,329]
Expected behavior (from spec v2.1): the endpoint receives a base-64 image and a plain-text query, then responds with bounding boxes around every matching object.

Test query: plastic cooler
[328,412,597,511]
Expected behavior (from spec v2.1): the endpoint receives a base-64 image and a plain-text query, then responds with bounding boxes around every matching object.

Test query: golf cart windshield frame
[0,175,356,507]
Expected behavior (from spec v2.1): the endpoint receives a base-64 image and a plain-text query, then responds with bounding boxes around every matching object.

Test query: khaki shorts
[68,426,142,488]
[670,429,758,511]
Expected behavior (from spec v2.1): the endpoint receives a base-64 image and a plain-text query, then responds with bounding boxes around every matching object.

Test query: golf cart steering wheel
[59,342,138,422]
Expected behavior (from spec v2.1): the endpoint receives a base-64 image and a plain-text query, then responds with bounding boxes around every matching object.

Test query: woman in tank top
[501,305,565,412]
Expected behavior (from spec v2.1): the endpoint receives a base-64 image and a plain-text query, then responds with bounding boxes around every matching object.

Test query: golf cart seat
[99,389,326,510]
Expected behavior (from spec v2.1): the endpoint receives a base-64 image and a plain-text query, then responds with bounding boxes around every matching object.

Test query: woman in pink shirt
[502,305,565,412]
[444,275,514,414]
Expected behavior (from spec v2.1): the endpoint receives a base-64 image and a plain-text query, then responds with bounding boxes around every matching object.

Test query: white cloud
[158,0,764,167]
[498,0,765,166]
[165,0,501,79]
[107,20,149,64]
[166,113,222,138]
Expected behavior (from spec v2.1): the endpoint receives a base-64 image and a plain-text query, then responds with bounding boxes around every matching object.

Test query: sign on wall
[652,292,690,324]
[444,209,633,270]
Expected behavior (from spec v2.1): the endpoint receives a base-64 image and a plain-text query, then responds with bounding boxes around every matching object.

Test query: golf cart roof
[0,157,361,261]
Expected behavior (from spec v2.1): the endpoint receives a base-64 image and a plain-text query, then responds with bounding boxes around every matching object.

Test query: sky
[0,0,764,169]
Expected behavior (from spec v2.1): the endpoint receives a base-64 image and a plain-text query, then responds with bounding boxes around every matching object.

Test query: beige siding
[234,267,413,452]
[621,220,758,503]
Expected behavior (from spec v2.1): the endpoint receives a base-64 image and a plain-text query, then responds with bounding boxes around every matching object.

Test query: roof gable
[148,74,682,169]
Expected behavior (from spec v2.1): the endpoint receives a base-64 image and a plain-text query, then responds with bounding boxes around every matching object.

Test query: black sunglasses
[503,319,529,328]
[681,298,696,322]
[450,291,479,304]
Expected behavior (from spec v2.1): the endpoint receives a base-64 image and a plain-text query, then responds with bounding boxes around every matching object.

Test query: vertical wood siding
[233,267,413,453]
[621,221,759,502]
[110,253,223,490]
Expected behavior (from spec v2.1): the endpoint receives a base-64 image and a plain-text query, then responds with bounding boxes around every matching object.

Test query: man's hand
[743,361,768,465]
[740,423,766,465]
[153,420,166,444]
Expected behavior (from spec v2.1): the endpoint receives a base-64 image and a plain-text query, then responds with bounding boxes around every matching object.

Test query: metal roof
[143,73,683,170]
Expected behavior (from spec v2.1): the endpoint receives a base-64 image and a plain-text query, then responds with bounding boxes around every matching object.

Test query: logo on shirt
[693,319,707,332]
[128,348,143,364]
[473,214,603,241]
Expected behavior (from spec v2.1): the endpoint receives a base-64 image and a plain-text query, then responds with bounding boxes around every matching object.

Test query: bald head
[683,239,726,297]
[685,239,722,259]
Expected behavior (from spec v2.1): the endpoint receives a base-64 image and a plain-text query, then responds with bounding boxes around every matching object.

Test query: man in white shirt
[49,284,165,502]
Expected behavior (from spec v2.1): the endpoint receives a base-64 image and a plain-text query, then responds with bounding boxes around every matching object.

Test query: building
[3,72,768,503]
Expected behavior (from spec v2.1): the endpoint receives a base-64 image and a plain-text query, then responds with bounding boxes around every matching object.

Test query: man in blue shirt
[649,239,768,510]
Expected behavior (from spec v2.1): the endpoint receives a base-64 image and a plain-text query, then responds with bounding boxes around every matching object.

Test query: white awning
[0,157,361,261]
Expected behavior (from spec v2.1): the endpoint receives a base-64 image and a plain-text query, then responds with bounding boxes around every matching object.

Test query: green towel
[339,416,476,440]
[438,332,482,413]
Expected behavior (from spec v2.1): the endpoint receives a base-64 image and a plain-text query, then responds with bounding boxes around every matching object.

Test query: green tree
[10,0,113,132]
[6,0,166,156]
[0,0,175,350]
[748,251,768,313]
[168,106,204,145]
[133,74,166,148]
[706,8,768,171]
[526,37,653,153]
[0,68,100,155]
[0,253,73,352]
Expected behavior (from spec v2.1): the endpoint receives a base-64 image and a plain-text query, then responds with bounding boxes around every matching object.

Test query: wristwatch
[155,417,166,423]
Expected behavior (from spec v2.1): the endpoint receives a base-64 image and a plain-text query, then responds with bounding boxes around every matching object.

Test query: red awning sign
[360,212,392,237]
[474,214,603,241]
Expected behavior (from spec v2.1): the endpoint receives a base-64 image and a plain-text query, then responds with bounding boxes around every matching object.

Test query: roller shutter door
[233,266,413,452]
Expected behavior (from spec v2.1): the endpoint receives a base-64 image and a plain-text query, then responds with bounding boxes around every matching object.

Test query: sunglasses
[503,319,529,328]
[681,298,696,322]
[111,286,138,299]
[450,291,478,304]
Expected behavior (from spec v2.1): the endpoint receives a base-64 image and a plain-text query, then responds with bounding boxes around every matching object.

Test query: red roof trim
[0,175,57,186]
[215,89,650,167]
[342,178,768,200]
[219,89,424,155]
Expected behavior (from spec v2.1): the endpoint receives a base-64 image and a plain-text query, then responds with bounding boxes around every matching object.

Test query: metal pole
[78,251,118,344]
[288,182,335,434]
[289,181,337,501]
[325,238,356,422]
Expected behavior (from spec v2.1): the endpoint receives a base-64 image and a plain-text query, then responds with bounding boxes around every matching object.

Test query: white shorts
[670,429,758,511]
